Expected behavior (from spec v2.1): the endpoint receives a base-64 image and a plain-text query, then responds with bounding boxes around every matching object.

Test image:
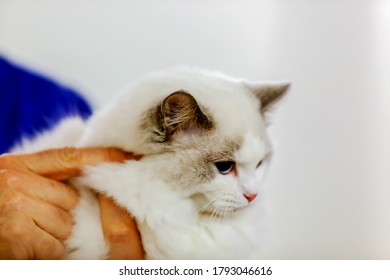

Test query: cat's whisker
[198,193,243,221]
[198,197,218,214]
[198,197,219,214]
[210,207,221,222]
[208,208,215,222]
[221,208,227,221]
[227,209,232,219]
[225,207,233,220]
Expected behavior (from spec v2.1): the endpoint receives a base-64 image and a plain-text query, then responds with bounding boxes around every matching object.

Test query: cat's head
[142,71,289,217]
[81,69,289,217]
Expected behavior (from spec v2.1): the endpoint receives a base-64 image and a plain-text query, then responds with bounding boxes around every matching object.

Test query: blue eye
[215,161,235,175]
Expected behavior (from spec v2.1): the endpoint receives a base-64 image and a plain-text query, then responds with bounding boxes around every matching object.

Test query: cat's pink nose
[244,193,257,203]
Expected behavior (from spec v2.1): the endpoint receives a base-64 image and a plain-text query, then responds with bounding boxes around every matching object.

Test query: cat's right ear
[158,91,213,142]
[247,82,290,115]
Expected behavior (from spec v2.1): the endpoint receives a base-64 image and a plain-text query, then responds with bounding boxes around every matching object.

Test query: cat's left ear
[158,90,213,142]
[246,82,290,115]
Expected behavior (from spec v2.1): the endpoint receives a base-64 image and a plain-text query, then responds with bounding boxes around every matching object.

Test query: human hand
[0,147,144,259]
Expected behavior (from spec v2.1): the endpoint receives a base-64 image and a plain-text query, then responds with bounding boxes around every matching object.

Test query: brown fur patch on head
[156,91,213,142]
[139,91,214,149]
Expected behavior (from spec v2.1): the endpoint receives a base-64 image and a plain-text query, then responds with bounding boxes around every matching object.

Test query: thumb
[99,194,144,260]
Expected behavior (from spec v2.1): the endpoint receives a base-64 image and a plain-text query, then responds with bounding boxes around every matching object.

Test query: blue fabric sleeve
[0,56,93,154]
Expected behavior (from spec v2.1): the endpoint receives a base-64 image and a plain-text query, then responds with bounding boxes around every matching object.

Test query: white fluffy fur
[13,68,288,259]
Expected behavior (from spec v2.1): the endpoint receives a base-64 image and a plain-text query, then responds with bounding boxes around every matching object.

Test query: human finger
[0,222,65,260]
[30,224,66,259]
[0,185,74,241]
[99,195,144,259]
[22,194,74,240]
[0,168,79,211]
[0,147,139,180]
[0,198,65,260]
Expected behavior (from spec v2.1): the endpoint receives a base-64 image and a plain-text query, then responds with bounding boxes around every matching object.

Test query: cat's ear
[159,91,212,141]
[247,82,290,115]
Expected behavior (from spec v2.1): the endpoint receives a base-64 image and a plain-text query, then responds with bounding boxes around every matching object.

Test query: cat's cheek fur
[199,176,249,210]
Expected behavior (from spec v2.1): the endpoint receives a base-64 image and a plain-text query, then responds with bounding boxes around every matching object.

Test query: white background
[0,0,389,259]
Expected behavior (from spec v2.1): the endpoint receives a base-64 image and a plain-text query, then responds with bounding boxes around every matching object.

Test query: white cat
[14,69,289,259]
